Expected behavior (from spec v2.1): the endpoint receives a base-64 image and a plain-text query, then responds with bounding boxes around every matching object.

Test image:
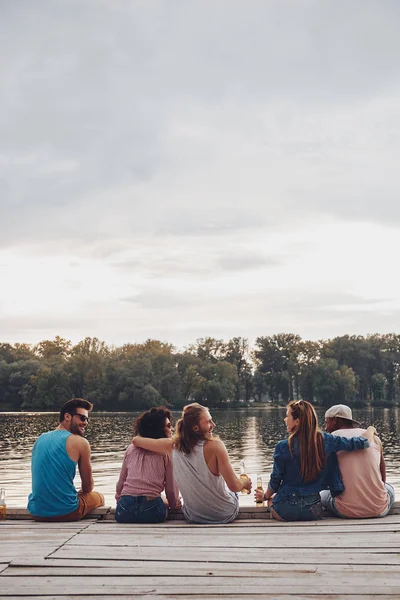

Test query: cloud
[1,1,400,345]
[217,254,281,272]
[1,0,400,252]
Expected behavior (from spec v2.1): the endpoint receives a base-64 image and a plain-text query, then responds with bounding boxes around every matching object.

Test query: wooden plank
[64,532,400,548]
[3,513,400,529]
[0,533,81,543]
[0,545,61,562]
[52,545,400,564]
[83,523,400,534]
[0,522,94,530]
[99,513,400,527]
[77,521,400,531]
[2,565,318,576]
[11,556,400,570]
[1,576,400,595]
[3,507,111,520]
[4,563,400,577]
[1,597,400,600]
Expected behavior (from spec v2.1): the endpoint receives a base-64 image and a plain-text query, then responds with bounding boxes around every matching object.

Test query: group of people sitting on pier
[27,397,395,524]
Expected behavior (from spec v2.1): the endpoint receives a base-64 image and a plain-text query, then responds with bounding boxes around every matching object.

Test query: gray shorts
[320,483,395,518]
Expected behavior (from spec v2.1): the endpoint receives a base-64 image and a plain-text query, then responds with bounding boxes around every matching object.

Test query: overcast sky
[1,0,400,349]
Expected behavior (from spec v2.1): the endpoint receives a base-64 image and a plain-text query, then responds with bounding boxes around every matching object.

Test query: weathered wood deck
[1,505,400,599]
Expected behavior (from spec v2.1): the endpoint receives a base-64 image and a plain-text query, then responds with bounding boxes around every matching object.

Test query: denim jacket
[268,432,369,503]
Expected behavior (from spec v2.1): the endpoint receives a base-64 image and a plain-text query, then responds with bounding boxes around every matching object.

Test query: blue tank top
[28,429,79,517]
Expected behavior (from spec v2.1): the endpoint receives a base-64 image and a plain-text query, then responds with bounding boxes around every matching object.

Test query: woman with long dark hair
[255,400,375,521]
[115,406,180,523]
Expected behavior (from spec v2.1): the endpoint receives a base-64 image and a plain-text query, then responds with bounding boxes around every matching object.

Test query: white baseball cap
[324,404,360,426]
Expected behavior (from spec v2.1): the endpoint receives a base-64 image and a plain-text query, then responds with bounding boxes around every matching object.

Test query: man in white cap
[320,404,395,518]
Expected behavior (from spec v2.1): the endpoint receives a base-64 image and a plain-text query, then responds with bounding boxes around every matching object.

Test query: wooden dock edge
[3,500,400,521]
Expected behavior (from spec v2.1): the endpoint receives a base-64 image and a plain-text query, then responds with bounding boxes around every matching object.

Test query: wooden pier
[1,504,400,599]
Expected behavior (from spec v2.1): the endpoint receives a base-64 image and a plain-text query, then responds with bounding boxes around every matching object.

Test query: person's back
[332,428,389,518]
[28,429,78,517]
[117,445,175,499]
[132,403,252,524]
[172,440,239,524]
[115,407,179,524]
[259,400,374,522]
[321,404,395,519]
[27,398,104,522]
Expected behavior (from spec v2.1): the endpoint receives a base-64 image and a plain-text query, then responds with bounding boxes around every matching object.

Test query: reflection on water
[1,407,399,505]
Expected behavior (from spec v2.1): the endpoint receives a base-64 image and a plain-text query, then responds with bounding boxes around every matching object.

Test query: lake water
[1,407,399,506]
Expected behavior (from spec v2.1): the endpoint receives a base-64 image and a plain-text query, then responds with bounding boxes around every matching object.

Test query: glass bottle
[256,475,264,505]
[0,488,6,520]
[240,460,250,494]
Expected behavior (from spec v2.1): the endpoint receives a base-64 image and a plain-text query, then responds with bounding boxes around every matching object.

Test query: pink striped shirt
[116,446,179,509]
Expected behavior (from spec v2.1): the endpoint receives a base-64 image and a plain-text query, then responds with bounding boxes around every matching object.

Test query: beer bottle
[0,488,6,521]
[256,475,264,506]
[240,460,250,494]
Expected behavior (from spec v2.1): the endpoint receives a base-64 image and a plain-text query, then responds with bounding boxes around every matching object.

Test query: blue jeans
[115,495,167,523]
[320,483,395,518]
[272,493,323,521]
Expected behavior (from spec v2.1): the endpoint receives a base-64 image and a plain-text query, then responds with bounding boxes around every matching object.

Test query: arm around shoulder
[329,430,370,453]
[133,436,173,455]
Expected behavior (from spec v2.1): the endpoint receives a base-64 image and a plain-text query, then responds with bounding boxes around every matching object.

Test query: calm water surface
[1,407,399,505]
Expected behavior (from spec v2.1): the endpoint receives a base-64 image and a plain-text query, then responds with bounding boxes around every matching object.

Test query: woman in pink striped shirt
[115,407,180,523]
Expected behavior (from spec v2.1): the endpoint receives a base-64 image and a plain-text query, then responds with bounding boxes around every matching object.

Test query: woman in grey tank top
[133,403,252,524]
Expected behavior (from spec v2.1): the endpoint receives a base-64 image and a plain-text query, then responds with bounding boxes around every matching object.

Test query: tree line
[0,333,399,412]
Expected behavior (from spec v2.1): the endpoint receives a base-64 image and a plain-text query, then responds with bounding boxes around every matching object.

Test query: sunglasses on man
[70,412,89,423]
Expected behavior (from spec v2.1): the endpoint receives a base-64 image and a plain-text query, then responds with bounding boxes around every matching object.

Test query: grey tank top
[172,441,239,524]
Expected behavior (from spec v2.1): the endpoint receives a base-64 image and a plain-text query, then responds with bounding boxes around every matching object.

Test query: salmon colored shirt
[116,446,179,509]
[333,428,389,518]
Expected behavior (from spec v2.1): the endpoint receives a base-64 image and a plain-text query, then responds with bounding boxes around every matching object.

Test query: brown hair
[60,398,93,422]
[287,400,326,482]
[335,417,357,429]
[134,406,172,439]
[173,402,209,455]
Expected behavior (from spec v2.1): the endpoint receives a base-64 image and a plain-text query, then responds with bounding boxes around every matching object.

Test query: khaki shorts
[32,490,105,522]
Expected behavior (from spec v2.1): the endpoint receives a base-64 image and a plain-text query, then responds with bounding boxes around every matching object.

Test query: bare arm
[254,487,274,503]
[164,456,180,509]
[214,439,252,493]
[77,438,94,493]
[115,450,129,501]
[377,437,386,483]
[133,436,173,456]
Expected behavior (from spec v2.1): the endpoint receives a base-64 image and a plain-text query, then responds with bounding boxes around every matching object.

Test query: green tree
[196,361,238,406]
[313,358,340,406]
[254,334,302,402]
[336,364,357,404]
[222,337,253,402]
[190,337,225,364]
[35,337,72,359]
[370,373,387,406]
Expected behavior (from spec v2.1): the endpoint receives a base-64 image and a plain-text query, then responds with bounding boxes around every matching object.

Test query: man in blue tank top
[28,398,104,521]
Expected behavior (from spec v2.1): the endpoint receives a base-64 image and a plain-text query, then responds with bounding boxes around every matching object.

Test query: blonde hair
[173,403,209,455]
[287,400,326,482]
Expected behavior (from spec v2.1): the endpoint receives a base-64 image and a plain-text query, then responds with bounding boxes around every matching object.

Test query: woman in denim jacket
[254,400,375,521]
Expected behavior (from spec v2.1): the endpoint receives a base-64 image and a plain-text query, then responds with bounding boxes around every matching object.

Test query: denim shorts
[272,493,323,522]
[115,495,167,524]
